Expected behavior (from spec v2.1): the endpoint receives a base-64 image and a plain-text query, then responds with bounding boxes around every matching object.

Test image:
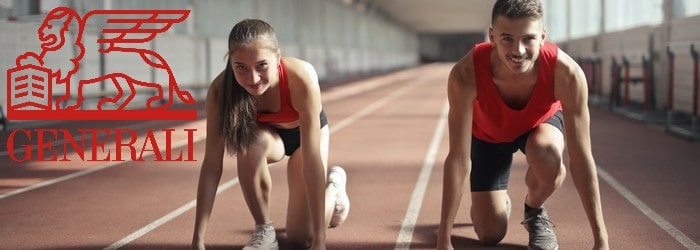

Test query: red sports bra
[257,60,300,123]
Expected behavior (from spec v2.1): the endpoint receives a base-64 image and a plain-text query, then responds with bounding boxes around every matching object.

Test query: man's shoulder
[551,48,588,96]
[448,49,477,93]
[452,49,476,77]
[553,49,581,77]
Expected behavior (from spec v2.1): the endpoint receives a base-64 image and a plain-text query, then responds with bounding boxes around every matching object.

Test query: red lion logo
[7,7,197,120]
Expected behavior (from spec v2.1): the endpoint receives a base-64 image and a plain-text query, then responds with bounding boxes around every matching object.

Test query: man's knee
[471,199,508,246]
[527,137,562,164]
[474,223,507,245]
[526,125,564,167]
[526,135,566,185]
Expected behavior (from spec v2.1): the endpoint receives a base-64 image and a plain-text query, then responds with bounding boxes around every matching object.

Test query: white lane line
[597,167,699,249]
[395,101,449,250]
[103,177,240,250]
[0,134,207,201]
[105,78,422,249]
[329,80,421,133]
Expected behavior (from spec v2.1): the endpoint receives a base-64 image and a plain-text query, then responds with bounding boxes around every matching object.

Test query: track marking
[330,80,422,133]
[105,77,423,249]
[597,167,699,249]
[103,178,240,250]
[395,101,449,250]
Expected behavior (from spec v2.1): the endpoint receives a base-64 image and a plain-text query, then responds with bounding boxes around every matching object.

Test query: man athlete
[437,0,609,249]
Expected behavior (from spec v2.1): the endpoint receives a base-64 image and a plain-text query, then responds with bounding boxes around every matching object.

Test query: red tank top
[257,60,300,123]
[472,42,562,143]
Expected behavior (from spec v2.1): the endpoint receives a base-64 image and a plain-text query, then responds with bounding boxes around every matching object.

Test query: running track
[1,64,699,249]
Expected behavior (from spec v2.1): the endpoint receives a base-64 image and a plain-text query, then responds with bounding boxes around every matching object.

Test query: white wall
[1,0,420,113]
[543,0,666,42]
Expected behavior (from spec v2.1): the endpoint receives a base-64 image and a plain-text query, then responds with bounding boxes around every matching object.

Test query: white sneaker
[242,223,279,250]
[505,194,512,220]
[328,166,350,228]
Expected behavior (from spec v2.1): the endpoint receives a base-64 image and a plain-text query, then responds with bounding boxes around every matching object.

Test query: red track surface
[1,64,699,249]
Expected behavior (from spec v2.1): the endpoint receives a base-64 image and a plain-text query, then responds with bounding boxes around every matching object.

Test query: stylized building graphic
[8,65,52,111]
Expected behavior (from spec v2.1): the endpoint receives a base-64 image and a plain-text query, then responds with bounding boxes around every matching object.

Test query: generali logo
[5,7,199,162]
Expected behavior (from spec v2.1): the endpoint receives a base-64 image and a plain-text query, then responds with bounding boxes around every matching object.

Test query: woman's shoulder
[206,70,225,101]
[282,57,318,88]
[282,56,314,74]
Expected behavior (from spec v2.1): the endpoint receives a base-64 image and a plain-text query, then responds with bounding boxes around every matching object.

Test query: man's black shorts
[470,111,564,192]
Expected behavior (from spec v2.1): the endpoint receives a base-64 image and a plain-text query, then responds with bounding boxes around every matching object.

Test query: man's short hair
[491,0,544,25]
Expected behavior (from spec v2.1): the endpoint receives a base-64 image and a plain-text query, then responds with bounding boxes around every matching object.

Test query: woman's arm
[286,58,326,249]
[191,74,227,250]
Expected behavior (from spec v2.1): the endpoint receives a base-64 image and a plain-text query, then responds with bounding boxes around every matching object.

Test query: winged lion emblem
[8,7,197,120]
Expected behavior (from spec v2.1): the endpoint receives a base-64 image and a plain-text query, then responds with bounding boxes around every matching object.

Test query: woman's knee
[286,230,313,249]
[238,128,279,164]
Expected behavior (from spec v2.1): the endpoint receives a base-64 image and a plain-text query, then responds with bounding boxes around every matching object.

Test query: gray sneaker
[521,207,558,250]
[242,223,279,250]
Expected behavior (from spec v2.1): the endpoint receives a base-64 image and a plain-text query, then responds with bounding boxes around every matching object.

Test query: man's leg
[521,122,566,250]
[523,123,566,210]
[470,137,516,245]
[471,190,511,245]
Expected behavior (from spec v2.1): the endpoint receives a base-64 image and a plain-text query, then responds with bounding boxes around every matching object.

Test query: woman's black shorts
[271,110,328,156]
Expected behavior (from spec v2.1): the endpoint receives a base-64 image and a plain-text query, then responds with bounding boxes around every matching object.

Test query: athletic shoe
[521,207,558,250]
[242,223,279,250]
[328,165,350,228]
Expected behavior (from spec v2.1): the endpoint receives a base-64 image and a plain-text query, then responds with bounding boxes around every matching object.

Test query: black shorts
[272,110,328,156]
[470,111,564,192]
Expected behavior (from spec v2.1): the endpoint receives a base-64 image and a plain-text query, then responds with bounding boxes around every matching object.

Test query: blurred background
[2,0,700,137]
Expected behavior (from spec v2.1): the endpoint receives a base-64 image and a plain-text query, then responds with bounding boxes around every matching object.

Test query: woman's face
[230,40,279,96]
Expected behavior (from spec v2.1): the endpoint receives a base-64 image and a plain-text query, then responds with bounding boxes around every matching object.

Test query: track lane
[119,64,451,249]
[1,64,699,249]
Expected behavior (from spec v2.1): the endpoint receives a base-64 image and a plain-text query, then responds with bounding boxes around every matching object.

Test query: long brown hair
[220,19,280,155]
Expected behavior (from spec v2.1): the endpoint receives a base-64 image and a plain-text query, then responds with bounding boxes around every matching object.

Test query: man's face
[489,16,546,75]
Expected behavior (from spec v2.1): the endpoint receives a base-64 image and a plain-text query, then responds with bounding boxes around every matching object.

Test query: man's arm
[437,52,477,250]
[554,50,609,249]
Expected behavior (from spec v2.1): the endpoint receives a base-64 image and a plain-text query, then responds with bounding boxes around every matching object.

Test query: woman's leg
[237,126,286,226]
[285,125,341,248]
